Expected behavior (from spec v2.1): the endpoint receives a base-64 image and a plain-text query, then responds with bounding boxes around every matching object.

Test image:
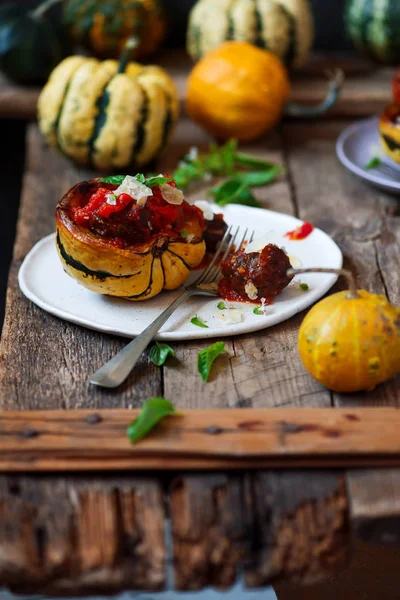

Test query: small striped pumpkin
[63,0,166,59]
[38,52,179,172]
[345,0,400,64]
[187,0,314,69]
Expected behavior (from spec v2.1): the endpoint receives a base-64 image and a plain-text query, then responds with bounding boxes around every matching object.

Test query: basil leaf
[232,167,283,187]
[217,301,226,310]
[191,315,209,328]
[127,397,177,444]
[300,283,309,291]
[198,342,226,383]
[134,173,146,183]
[364,156,381,169]
[98,175,125,185]
[145,175,172,187]
[149,342,175,366]
[235,152,276,170]
[210,180,261,208]
[253,306,263,315]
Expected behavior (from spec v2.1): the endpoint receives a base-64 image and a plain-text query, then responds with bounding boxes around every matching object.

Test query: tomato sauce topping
[284,221,314,241]
[71,179,206,249]
[218,244,294,304]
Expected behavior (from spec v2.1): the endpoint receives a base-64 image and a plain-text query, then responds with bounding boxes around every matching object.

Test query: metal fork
[89,225,251,389]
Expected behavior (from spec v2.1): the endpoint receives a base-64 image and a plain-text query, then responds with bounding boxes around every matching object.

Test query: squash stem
[287,268,360,299]
[32,0,64,19]
[285,69,345,118]
[118,37,139,73]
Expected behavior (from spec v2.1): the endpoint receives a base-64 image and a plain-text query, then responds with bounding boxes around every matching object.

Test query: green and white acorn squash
[187,0,314,69]
[37,47,179,171]
[345,0,400,64]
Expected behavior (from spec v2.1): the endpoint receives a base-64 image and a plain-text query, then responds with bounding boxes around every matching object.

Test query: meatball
[219,244,293,303]
[203,213,228,253]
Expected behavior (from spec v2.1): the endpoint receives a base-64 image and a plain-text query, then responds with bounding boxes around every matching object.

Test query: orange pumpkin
[186,41,290,141]
[293,268,400,393]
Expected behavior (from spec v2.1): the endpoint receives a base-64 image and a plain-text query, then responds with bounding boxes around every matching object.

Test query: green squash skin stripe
[56,232,143,281]
[226,0,236,40]
[253,0,265,48]
[280,6,296,66]
[132,82,149,159]
[382,133,400,152]
[88,84,112,167]
[53,63,83,152]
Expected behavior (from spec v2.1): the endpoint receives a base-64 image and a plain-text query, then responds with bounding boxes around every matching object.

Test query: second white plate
[18,204,343,341]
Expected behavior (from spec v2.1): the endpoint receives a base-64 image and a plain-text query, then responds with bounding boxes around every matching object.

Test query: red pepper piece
[97,193,133,218]
[284,221,314,241]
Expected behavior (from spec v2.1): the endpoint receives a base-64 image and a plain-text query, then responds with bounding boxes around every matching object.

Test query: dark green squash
[63,0,166,59]
[0,0,71,84]
[345,0,400,64]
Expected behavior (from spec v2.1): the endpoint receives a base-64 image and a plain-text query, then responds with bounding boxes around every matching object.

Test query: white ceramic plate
[336,116,400,194]
[18,204,343,341]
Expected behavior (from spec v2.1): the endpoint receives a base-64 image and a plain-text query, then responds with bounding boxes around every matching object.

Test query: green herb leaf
[134,173,146,183]
[98,174,126,185]
[145,175,172,187]
[234,152,276,170]
[217,301,226,310]
[191,315,209,328]
[180,229,189,238]
[300,283,309,291]
[198,342,226,383]
[364,156,381,169]
[149,342,176,366]
[231,167,283,187]
[127,397,177,444]
[209,179,261,207]
[253,306,263,315]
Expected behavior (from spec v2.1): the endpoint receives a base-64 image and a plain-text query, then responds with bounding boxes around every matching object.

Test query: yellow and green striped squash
[187,0,314,69]
[38,54,179,172]
[63,0,166,59]
[345,0,400,64]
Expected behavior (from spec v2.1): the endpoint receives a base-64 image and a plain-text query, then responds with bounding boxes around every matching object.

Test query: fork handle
[88,289,196,388]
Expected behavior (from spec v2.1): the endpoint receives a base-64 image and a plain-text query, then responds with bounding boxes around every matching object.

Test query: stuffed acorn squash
[56,175,207,301]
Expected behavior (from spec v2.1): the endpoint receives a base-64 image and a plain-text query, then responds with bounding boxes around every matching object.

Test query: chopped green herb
[253,306,264,315]
[364,156,381,169]
[98,174,126,185]
[180,229,189,238]
[300,283,309,291]
[217,301,226,310]
[149,342,175,366]
[197,342,226,383]
[127,397,178,444]
[145,175,172,187]
[191,315,209,328]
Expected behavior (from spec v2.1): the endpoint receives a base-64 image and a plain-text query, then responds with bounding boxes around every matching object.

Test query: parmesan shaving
[115,175,152,208]
[160,183,184,205]
[219,308,244,324]
[106,193,117,205]
[186,233,195,243]
[288,254,302,268]
[245,281,258,300]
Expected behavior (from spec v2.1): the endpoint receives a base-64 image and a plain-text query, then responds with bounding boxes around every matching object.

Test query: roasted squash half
[56,178,206,301]
[379,103,400,164]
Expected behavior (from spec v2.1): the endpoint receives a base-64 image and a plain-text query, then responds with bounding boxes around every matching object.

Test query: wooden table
[0,52,399,595]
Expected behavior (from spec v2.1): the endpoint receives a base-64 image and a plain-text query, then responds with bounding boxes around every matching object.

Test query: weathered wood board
[0,105,399,593]
[0,51,392,120]
[1,408,400,471]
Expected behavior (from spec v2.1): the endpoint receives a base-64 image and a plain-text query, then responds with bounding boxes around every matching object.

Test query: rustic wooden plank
[0,52,391,120]
[283,119,400,548]
[0,475,165,595]
[0,408,398,471]
[0,124,161,409]
[170,472,348,590]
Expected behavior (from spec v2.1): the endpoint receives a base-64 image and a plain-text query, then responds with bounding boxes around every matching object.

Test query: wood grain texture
[0,52,391,120]
[0,409,399,471]
[0,476,165,595]
[0,126,161,410]
[283,120,400,549]
[170,472,349,590]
